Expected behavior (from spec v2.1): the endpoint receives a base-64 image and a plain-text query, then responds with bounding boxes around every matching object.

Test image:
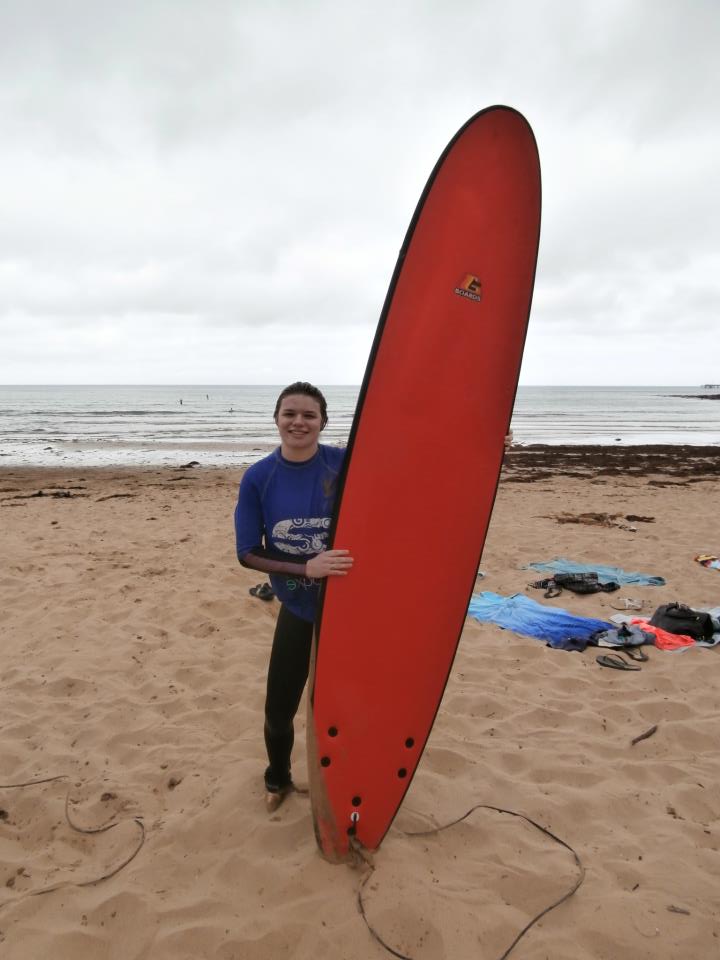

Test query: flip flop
[622,645,649,662]
[610,598,644,611]
[596,653,641,671]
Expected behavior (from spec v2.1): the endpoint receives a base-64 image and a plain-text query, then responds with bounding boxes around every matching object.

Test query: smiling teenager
[234,382,353,811]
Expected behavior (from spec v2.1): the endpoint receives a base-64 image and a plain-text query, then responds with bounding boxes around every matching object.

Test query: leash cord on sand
[355,802,585,960]
[0,775,145,908]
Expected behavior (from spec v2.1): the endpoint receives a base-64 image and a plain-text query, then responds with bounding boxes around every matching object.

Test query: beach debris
[179,460,200,469]
[503,469,555,484]
[630,724,658,746]
[667,905,691,916]
[647,479,689,487]
[2,489,86,501]
[552,511,618,526]
[96,493,137,502]
[502,445,719,482]
[167,776,183,790]
[549,512,649,532]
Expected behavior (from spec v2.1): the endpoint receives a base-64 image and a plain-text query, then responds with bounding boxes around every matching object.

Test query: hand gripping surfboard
[308,106,541,862]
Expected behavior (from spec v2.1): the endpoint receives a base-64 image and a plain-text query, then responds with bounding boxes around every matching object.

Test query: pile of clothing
[529,571,620,599]
[467,593,720,653]
[526,558,665,599]
[627,602,720,650]
[469,560,720,659]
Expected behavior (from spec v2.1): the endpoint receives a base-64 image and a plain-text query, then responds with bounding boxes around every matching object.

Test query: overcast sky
[1,0,718,386]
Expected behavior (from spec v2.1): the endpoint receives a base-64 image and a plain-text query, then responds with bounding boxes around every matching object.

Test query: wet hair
[273,381,328,429]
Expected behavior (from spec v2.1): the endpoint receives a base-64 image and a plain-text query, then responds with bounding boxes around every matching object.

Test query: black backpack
[649,603,715,642]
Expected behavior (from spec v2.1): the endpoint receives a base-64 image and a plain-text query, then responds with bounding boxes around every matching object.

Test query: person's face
[275,393,324,460]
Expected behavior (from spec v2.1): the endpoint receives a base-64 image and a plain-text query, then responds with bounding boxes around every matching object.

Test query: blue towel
[525,558,665,586]
[467,591,613,648]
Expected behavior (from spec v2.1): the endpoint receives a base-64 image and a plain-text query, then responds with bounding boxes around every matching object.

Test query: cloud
[1,0,719,384]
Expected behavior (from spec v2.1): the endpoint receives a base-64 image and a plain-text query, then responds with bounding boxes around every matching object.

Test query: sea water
[0,384,718,468]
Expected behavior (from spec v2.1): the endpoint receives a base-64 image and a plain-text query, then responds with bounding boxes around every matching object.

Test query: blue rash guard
[234,444,346,622]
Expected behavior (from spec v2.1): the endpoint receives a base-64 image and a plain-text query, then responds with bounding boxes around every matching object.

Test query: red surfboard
[308,106,541,862]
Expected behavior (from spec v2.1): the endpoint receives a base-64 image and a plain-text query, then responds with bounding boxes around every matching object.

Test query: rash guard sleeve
[239,546,309,577]
[234,468,309,576]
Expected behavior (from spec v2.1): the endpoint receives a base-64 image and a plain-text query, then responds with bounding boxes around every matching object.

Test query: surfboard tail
[306,629,349,863]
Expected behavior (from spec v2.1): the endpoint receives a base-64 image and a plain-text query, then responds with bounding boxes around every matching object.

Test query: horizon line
[0,382,713,390]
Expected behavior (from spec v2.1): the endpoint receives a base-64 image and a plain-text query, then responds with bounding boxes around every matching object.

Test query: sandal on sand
[596,653,641,671]
[249,582,275,601]
[623,645,649,662]
[528,578,561,598]
[610,598,643,612]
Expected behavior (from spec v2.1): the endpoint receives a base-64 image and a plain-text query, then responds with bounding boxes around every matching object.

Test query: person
[234,382,353,812]
[235,382,514,814]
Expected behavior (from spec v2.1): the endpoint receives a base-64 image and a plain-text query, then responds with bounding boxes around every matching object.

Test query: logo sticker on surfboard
[454,273,482,302]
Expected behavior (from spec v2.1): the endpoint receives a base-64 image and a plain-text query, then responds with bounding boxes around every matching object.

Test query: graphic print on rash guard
[271,517,332,554]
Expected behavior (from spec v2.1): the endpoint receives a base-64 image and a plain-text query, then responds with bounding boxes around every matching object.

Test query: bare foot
[265,785,292,813]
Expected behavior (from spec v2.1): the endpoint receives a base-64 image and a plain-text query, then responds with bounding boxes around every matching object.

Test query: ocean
[0,384,718,468]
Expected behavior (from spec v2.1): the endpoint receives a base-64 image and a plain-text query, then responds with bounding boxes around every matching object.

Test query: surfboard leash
[354,802,585,960]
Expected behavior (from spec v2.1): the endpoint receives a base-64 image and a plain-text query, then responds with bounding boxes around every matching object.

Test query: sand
[1,447,719,959]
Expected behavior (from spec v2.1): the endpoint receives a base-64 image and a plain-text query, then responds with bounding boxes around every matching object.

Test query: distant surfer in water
[234,382,353,812]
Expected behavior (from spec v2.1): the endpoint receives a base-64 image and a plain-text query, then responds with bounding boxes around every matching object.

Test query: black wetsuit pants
[264,603,313,792]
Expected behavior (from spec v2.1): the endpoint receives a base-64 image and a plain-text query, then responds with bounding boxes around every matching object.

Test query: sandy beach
[1,446,719,959]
